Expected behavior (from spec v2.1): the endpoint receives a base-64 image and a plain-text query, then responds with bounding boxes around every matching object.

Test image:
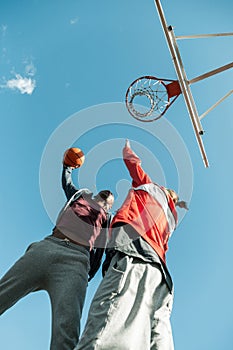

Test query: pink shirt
[56,195,107,250]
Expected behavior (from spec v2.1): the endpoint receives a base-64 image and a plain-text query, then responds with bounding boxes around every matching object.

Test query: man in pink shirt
[0,156,114,350]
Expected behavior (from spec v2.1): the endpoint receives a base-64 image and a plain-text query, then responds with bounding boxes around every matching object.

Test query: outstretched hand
[125,139,131,148]
[176,200,189,210]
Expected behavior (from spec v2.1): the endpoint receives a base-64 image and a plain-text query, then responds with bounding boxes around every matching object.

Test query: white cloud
[4,74,36,95]
[0,60,37,95]
[0,36,37,95]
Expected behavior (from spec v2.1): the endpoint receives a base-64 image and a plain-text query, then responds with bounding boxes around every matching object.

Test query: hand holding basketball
[63,147,85,168]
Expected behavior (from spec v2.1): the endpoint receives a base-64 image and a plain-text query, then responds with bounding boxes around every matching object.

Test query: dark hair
[94,190,113,201]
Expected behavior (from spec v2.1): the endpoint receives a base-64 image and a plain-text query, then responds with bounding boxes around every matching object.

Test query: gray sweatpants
[0,235,89,350]
[75,252,174,350]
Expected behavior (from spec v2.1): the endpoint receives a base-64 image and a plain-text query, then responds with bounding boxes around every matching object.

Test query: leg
[44,238,89,350]
[76,253,163,350]
[150,289,174,350]
[0,241,45,315]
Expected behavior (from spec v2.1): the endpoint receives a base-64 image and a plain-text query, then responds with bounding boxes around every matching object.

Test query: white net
[125,76,170,122]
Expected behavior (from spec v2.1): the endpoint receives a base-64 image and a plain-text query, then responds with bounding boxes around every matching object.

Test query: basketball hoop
[125,0,233,167]
[125,76,181,122]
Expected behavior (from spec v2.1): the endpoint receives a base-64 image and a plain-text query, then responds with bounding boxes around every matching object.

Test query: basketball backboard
[154,0,233,168]
[125,0,233,168]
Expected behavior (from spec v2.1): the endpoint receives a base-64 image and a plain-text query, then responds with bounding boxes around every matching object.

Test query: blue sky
[0,0,232,349]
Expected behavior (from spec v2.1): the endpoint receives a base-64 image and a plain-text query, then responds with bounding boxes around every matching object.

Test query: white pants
[75,252,174,350]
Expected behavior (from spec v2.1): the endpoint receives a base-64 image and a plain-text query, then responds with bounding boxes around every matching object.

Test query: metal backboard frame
[154,0,233,167]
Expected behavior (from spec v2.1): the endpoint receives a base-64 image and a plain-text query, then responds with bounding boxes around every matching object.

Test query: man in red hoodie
[75,139,188,350]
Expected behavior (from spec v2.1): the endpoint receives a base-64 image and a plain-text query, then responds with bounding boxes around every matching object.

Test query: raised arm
[123,140,152,187]
[62,165,78,200]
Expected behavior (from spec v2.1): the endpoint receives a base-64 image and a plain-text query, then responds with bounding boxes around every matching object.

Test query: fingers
[125,139,130,148]
[176,201,189,210]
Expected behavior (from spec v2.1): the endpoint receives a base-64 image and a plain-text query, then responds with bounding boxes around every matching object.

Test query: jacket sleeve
[88,213,112,281]
[62,165,78,200]
[101,248,116,277]
[123,146,152,187]
[88,248,105,281]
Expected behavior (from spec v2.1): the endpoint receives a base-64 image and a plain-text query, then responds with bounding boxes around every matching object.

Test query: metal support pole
[200,90,233,120]
[176,32,233,40]
[154,0,209,167]
[189,62,233,85]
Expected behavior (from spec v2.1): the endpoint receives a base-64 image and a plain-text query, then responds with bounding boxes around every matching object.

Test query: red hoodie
[110,146,177,264]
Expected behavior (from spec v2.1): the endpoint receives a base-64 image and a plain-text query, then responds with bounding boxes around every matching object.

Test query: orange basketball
[63,147,85,168]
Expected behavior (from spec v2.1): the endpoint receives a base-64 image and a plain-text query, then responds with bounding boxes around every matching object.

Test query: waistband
[45,233,90,253]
